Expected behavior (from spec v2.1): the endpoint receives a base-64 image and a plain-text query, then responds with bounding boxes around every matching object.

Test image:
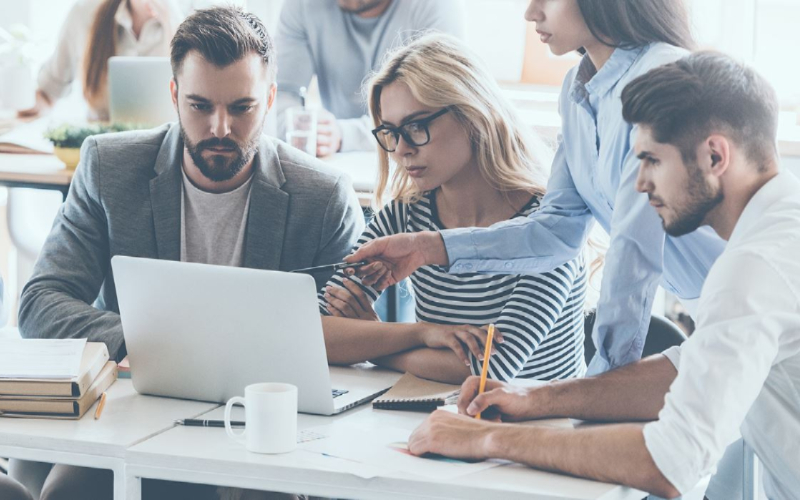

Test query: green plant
[44,122,145,149]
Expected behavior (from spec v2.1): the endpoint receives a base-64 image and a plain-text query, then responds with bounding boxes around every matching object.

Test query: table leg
[110,462,128,500]
[743,443,759,500]
[124,465,142,500]
[385,283,398,322]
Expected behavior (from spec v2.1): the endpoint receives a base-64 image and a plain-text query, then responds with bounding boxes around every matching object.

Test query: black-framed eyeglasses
[371,108,450,153]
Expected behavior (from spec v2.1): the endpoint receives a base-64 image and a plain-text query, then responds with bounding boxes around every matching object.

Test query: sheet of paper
[301,423,501,481]
[295,449,391,479]
[0,338,87,379]
[296,430,326,444]
[0,117,55,154]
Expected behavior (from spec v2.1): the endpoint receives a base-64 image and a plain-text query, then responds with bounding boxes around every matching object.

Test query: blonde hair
[367,34,551,209]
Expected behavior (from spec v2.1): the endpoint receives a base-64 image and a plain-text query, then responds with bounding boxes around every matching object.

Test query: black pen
[290,261,367,274]
[175,419,244,427]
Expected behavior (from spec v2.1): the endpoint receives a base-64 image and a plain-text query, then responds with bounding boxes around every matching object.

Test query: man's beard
[662,163,724,237]
[179,120,262,183]
[339,0,386,14]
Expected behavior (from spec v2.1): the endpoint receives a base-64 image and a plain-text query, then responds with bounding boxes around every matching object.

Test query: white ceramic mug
[224,382,298,454]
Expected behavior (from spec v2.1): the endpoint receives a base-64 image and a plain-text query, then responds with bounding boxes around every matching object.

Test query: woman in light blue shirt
[350,0,726,374]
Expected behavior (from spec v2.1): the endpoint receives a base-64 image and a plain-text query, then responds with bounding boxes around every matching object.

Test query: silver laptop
[111,256,399,415]
[108,57,177,126]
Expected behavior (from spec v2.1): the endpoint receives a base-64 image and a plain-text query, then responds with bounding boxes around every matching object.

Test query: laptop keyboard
[332,389,349,398]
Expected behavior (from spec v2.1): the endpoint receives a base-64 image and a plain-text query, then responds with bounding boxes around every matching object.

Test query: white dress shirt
[643,171,800,499]
[37,0,182,120]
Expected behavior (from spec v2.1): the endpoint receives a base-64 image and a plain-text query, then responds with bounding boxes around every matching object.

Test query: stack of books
[0,341,117,419]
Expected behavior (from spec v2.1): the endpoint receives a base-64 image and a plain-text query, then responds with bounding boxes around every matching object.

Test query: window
[514,0,800,108]
[691,0,800,107]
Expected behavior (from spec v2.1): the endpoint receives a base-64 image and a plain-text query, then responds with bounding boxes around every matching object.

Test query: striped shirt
[319,191,588,381]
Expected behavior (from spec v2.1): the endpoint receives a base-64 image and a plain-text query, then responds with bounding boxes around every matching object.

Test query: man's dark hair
[577,0,695,54]
[170,7,276,82]
[621,51,779,170]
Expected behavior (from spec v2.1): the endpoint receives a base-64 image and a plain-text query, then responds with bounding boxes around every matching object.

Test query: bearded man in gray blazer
[15,8,361,500]
[19,7,363,365]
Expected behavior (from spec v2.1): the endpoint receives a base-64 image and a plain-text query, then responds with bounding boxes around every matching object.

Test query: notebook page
[0,339,87,379]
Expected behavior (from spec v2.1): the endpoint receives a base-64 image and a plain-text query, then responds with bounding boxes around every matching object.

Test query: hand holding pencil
[457,377,547,423]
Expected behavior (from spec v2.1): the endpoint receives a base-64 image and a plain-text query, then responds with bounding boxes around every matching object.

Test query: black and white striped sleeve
[469,258,584,381]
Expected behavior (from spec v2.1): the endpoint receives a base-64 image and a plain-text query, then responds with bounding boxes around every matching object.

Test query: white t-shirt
[180,169,253,267]
[643,172,800,499]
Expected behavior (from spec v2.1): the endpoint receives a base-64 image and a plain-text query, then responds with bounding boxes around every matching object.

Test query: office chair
[582,309,688,365]
[582,311,701,500]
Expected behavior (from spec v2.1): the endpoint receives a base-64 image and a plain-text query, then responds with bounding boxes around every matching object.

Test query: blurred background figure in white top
[17,0,182,121]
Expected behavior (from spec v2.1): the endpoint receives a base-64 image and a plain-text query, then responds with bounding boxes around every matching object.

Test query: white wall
[464,0,527,82]
[782,156,800,177]
[0,0,74,64]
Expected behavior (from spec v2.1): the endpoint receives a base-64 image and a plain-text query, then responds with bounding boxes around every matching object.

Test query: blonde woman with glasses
[319,34,587,384]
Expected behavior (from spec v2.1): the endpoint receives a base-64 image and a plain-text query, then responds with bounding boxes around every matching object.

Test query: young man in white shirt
[405,52,800,499]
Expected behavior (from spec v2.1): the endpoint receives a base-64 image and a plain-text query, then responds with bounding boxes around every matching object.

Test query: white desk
[0,379,218,499]
[126,403,646,500]
[0,153,72,200]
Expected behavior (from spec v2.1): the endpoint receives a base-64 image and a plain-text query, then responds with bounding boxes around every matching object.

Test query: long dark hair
[577,0,695,52]
[82,0,124,111]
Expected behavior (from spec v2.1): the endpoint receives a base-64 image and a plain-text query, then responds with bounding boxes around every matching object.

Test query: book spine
[0,380,73,397]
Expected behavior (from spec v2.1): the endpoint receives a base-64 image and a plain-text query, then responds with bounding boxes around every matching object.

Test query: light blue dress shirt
[441,43,727,374]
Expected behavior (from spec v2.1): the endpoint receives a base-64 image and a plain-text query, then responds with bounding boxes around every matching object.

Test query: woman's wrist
[419,231,449,267]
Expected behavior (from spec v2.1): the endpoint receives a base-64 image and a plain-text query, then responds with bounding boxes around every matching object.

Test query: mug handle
[225,396,246,442]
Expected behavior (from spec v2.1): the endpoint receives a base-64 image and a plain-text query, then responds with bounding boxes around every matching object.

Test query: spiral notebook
[372,373,460,411]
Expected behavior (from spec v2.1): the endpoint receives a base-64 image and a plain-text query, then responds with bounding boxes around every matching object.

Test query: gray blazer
[19,124,364,360]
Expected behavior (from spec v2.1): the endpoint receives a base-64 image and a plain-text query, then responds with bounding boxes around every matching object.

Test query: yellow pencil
[94,392,108,420]
[475,324,495,420]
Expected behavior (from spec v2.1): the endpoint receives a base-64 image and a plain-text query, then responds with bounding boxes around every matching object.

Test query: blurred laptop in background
[108,56,177,126]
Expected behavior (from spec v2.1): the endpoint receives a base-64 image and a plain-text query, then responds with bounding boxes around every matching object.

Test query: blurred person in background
[275,0,465,157]
[18,0,182,121]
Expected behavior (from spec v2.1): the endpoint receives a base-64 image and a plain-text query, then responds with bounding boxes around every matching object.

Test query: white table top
[0,379,218,459]
[0,153,71,185]
[127,401,645,500]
